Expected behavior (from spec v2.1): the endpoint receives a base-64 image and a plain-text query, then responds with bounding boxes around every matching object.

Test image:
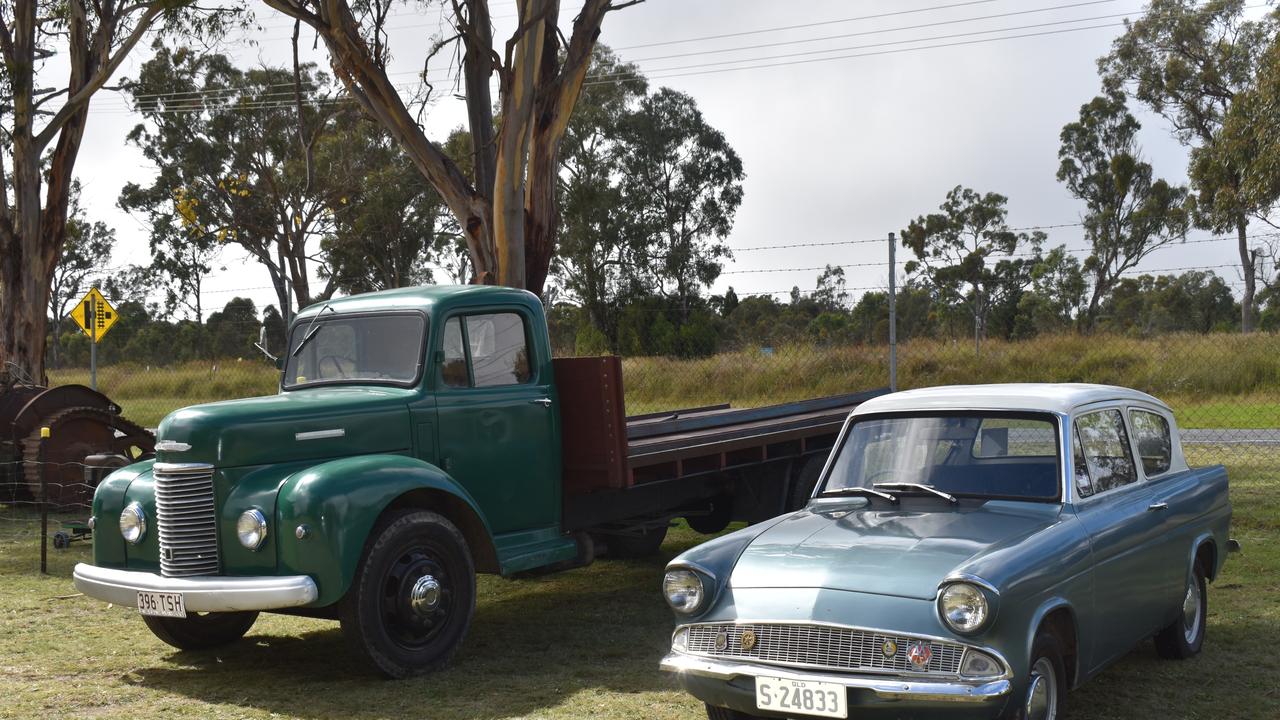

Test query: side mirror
[254,325,279,364]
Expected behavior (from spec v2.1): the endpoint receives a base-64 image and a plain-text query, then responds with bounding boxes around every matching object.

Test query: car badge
[714,632,728,651]
[906,640,933,670]
[881,639,898,657]
[154,440,191,452]
[740,629,757,651]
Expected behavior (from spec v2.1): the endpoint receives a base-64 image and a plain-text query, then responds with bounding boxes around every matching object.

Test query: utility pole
[888,233,897,392]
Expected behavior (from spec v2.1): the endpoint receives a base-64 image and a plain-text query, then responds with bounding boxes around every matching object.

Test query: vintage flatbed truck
[73,285,885,676]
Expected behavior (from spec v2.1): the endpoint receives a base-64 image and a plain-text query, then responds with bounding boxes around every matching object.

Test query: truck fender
[275,454,495,607]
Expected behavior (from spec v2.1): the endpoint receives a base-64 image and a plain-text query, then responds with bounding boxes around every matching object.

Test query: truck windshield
[822,413,1061,501]
[284,313,425,389]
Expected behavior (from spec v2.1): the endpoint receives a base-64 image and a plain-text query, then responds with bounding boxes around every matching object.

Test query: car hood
[729,500,1061,600]
[154,386,415,468]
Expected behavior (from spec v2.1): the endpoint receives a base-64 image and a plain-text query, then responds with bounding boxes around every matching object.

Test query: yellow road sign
[69,287,119,342]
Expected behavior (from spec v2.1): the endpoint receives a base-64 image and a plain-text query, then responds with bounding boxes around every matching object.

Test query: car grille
[685,622,966,676]
[153,463,220,577]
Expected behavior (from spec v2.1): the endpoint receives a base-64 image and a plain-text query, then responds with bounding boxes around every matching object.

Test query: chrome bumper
[73,563,318,612]
[661,652,1011,704]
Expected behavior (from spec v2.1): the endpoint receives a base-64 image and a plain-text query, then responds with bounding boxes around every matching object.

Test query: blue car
[661,384,1233,720]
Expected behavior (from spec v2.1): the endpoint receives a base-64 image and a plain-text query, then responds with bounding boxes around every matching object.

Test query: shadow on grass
[126,554,684,720]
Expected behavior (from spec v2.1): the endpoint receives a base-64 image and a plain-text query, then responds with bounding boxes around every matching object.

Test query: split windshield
[284,313,425,389]
[822,413,1061,501]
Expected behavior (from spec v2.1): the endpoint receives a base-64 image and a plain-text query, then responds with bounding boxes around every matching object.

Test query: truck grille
[153,463,220,577]
[685,622,966,676]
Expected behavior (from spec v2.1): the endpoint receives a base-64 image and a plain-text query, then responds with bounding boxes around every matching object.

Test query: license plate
[755,676,847,719]
[136,591,186,618]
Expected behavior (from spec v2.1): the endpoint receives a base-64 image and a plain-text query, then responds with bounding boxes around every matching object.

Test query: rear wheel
[339,509,476,678]
[1155,560,1207,659]
[142,611,258,650]
[705,703,766,720]
[788,454,825,510]
[597,524,669,558]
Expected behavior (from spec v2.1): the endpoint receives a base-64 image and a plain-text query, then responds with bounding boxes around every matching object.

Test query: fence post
[888,232,897,392]
[39,425,49,575]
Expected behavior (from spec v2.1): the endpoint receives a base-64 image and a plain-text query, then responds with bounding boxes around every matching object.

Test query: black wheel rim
[379,544,455,651]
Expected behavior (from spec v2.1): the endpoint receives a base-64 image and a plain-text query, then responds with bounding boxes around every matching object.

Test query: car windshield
[284,313,425,389]
[822,413,1061,501]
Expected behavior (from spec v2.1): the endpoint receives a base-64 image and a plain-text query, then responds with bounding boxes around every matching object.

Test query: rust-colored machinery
[1,375,154,507]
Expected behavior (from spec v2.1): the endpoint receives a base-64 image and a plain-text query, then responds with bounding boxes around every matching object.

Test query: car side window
[1129,409,1172,476]
[1074,409,1138,495]
[1073,433,1094,498]
[440,317,469,388]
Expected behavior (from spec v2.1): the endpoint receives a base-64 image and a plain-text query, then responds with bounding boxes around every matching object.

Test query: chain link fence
[4,329,1277,574]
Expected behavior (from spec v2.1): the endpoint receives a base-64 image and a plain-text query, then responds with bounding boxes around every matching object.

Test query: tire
[705,703,766,720]
[1003,629,1066,720]
[687,496,733,535]
[142,611,259,650]
[600,524,669,558]
[52,532,70,549]
[1155,560,1208,660]
[788,454,826,511]
[339,509,476,678]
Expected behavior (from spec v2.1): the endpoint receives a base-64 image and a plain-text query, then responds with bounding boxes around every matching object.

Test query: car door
[1071,406,1169,670]
[1127,406,1196,620]
[432,308,560,535]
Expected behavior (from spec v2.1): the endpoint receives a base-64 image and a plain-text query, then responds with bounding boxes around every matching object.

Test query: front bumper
[73,563,318,612]
[662,652,1011,715]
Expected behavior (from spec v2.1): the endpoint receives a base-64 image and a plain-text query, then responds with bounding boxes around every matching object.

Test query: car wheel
[788,454,825,511]
[339,509,476,678]
[705,703,766,720]
[597,524,669,558]
[1004,629,1066,720]
[1155,560,1207,659]
[142,611,259,650]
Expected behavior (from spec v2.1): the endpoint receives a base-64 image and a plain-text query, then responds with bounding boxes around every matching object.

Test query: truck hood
[729,500,1060,600]
[154,386,415,468]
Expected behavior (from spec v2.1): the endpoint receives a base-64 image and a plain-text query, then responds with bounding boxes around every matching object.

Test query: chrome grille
[153,463,220,577]
[685,622,966,676]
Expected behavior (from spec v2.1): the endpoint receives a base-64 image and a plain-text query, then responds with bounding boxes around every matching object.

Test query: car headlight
[663,569,706,614]
[119,502,146,544]
[938,582,991,634]
[236,508,269,551]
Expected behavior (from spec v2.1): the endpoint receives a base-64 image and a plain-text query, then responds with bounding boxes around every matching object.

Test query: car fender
[1023,596,1080,685]
[1187,531,1218,583]
[275,453,493,606]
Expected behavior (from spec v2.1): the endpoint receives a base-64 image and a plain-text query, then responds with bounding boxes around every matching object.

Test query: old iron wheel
[704,703,768,720]
[1004,629,1065,720]
[1155,559,1208,659]
[20,406,154,507]
[142,611,259,650]
[340,509,475,678]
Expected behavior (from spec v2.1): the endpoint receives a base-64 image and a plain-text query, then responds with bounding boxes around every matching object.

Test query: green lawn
[1,455,1276,719]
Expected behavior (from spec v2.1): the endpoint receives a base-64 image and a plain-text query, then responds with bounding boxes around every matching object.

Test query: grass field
[47,332,1280,430]
[0,450,1275,720]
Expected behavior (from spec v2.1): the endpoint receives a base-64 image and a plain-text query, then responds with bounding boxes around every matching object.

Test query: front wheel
[339,509,476,678]
[1004,629,1065,720]
[1155,561,1207,659]
[705,703,765,720]
[142,611,258,650]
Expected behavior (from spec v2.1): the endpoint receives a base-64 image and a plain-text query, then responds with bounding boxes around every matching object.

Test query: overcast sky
[61,0,1274,319]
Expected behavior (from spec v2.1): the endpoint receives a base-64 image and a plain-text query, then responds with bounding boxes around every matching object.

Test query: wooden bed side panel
[554,356,629,494]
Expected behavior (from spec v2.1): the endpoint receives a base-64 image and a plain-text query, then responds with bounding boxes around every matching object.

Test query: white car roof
[853,383,1170,416]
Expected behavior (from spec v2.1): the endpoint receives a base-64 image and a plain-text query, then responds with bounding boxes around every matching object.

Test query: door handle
[530,397,552,407]
[1147,502,1169,512]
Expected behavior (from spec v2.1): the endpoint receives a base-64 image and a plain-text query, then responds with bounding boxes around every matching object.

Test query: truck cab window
[441,317,469,388]
[285,313,425,388]
[467,313,531,387]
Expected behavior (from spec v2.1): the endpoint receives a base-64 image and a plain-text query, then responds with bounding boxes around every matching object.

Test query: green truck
[73,285,882,677]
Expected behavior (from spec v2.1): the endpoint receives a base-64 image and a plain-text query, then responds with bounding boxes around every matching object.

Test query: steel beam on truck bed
[625,389,888,441]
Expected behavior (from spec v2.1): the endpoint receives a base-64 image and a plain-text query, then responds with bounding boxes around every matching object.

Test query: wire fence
[4,329,1278,576]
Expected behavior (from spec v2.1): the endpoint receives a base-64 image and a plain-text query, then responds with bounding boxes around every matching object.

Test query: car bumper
[73,563,318,612]
[662,652,1011,718]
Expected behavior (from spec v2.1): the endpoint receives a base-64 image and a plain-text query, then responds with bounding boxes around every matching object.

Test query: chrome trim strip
[939,573,1001,598]
[153,462,216,474]
[154,440,192,452]
[73,563,317,612]
[660,653,1011,704]
[295,429,345,441]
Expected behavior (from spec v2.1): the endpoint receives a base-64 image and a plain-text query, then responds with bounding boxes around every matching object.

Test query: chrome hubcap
[410,575,442,616]
[1025,657,1057,720]
[1183,579,1202,645]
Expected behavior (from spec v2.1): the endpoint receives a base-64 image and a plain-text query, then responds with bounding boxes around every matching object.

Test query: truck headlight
[236,508,269,551]
[663,569,706,614]
[119,502,146,544]
[938,582,991,634]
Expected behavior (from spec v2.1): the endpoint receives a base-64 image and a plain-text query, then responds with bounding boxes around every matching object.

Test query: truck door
[433,310,560,535]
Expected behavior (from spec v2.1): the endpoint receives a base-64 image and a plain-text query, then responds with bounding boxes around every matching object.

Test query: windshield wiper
[291,303,336,357]
[819,486,898,503]
[873,482,958,504]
